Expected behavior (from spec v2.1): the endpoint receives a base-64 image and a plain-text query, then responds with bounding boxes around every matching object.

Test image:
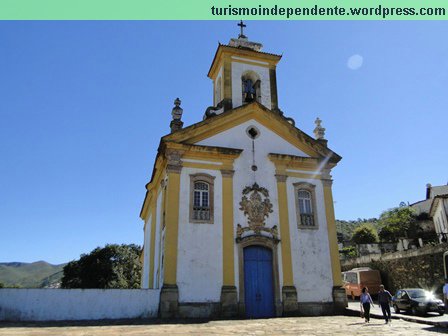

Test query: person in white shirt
[360,287,374,322]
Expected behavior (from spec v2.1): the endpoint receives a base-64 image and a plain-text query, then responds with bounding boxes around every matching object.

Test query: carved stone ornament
[166,150,182,166]
[237,183,278,240]
[165,150,183,173]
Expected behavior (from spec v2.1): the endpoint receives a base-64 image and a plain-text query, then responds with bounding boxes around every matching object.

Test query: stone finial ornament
[313,117,326,140]
[170,98,184,132]
[172,98,183,120]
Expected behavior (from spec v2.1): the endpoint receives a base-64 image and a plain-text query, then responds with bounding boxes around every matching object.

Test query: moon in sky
[347,54,363,70]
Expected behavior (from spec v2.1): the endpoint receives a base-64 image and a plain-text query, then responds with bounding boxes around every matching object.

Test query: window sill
[297,225,319,230]
[190,220,214,225]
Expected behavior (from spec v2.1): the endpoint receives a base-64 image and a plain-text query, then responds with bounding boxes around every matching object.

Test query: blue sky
[1,21,447,264]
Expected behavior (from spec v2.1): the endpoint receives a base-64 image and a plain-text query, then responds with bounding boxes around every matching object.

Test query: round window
[246,126,260,139]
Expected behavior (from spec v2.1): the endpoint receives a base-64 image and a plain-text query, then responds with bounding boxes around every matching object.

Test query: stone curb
[345,308,448,328]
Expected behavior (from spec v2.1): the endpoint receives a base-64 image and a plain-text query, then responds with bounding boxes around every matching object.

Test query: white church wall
[177,167,223,302]
[231,60,271,109]
[286,177,334,302]
[198,119,306,293]
[196,119,308,158]
[0,289,160,321]
[141,214,152,289]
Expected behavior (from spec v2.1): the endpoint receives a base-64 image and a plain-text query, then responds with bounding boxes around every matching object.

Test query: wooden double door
[243,245,275,318]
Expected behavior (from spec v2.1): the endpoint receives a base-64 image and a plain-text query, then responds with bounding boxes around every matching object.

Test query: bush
[352,224,379,244]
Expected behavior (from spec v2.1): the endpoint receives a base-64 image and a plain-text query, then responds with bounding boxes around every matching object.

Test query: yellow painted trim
[165,142,242,161]
[222,174,235,286]
[230,58,276,70]
[276,179,294,286]
[183,155,225,163]
[323,181,343,287]
[286,172,322,179]
[140,192,151,222]
[148,194,158,289]
[156,183,167,288]
[223,59,232,102]
[268,154,320,171]
[142,191,152,231]
[183,162,223,171]
[163,171,181,285]
[141,156,166,220]
[209,58,224,81]
[209,46,281,80]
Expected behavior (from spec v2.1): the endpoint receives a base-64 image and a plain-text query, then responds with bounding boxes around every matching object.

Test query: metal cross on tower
[238,20,247,39]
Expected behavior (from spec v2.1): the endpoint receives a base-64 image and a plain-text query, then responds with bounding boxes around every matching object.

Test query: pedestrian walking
[360,287,374,323]
[378,284,393,323]
[443,279,448,312]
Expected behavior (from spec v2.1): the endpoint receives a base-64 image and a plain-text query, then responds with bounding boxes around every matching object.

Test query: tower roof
[208,43,282,80]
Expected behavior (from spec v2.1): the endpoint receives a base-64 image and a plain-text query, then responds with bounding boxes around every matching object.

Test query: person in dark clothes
[378,284,393,323]
[360,287,374,322]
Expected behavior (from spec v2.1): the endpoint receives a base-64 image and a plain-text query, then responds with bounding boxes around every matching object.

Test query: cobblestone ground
[0,316,447,336]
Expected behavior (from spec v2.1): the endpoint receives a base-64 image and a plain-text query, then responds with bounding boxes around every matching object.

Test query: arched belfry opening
[242,71,261,104]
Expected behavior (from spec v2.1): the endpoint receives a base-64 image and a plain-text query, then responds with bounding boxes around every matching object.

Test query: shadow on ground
[0,318,218,328]
[423,326,448,334]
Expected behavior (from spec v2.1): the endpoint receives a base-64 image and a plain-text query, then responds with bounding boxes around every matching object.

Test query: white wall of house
[434,199,448,242]
[176,167,223,302]
[0,289,160,321]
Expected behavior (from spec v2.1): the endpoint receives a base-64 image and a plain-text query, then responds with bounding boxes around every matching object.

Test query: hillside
[0,261,65,288]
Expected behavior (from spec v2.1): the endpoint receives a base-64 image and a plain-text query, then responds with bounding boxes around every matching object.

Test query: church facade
[140,27,347,318]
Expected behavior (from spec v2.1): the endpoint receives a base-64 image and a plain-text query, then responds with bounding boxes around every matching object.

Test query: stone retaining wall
[341,243,448,294]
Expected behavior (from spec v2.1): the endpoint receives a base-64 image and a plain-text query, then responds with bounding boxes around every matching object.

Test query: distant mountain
[0,261,66,288]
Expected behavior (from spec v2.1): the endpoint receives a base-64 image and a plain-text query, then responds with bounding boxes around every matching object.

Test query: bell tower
[206,21,282,117]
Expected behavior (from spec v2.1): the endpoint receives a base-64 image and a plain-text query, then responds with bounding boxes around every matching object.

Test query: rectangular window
[294,182,318,229]
[189,173,215,224]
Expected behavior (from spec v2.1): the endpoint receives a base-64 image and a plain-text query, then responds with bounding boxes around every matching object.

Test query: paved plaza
[0,315,447,336]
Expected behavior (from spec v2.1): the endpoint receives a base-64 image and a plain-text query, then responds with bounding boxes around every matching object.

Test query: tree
[378,206,417,242]
[336,218,380,242]
[351,224,378,244]
[61,244,142,289]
